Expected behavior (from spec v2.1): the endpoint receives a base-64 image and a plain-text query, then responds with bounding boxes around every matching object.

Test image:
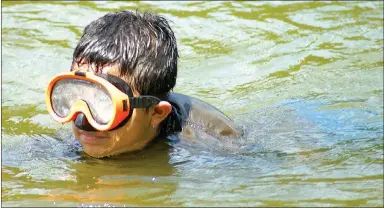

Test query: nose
[74,113,97,132]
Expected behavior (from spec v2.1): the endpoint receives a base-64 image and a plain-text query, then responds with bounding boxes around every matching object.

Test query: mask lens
[51,78,114,124]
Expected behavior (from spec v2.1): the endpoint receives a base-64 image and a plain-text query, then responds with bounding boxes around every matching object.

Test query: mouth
[78,131,108,144]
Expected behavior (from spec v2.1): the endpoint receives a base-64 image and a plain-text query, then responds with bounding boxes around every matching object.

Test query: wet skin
[71,63,172,158]
[70,64,243,158]
[167,92,243,139]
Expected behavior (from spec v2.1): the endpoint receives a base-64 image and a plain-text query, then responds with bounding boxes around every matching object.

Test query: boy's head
[69,10,179,158]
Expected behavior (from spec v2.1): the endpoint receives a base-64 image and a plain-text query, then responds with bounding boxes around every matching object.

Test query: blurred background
[2,1,383,207]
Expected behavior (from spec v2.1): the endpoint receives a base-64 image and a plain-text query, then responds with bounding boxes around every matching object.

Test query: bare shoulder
[167,93,244,139]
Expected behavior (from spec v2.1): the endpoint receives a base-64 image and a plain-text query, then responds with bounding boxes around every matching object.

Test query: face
[70,63,171,158]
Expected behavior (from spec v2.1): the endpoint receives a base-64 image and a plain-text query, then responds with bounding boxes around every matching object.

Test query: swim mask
[45,71,161,131]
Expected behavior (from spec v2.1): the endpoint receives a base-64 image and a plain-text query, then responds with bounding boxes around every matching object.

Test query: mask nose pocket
[74,113,97,132]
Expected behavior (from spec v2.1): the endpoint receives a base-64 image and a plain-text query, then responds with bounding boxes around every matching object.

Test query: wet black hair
[72,10,178,98]
[72,10,182,136]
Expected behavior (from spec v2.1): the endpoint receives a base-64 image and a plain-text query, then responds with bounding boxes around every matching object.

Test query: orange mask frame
[45,71,161,131]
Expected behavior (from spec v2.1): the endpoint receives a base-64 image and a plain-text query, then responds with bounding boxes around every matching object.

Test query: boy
[46,10,243,158]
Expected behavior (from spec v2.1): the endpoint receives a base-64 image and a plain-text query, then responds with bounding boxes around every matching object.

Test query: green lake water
[1,1,383,207]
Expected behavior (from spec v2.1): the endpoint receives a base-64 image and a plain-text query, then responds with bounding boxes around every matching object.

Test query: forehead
[70,62,129,83]
[69,62,140,95]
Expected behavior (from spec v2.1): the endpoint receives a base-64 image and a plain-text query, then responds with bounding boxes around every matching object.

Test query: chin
[85,151,112,158]
[81,145,112,158]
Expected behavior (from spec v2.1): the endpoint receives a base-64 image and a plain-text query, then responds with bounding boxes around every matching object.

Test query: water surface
[2,1,383,207]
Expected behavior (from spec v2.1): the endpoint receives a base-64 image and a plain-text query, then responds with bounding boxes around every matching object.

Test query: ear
[150,101,172,126]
